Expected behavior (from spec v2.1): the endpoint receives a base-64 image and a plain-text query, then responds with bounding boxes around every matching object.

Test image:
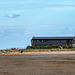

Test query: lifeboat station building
[31,37,75,46]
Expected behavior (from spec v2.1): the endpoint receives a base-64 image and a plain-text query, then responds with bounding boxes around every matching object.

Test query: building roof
[32,37,74,40]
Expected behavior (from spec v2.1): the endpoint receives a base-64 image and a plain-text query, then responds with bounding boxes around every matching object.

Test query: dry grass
[5,48,75,53]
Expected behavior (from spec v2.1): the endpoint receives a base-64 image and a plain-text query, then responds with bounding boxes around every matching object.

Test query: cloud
[0,30,5,34]
[0,0,38,5]
[5,14,20,18]
[0,1,75,10]
[0,30,12,36]
[47,7,75,10]
[58,0,75,5]
[24,31,34,34]
[68,28,73,31]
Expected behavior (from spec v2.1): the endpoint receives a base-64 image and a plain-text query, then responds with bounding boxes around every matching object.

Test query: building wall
[31,39,73,46]
[73,40,75,44]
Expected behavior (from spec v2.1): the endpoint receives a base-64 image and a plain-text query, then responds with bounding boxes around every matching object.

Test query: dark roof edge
[32,37,74,40]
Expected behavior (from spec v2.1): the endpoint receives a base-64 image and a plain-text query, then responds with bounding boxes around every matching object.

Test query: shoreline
[0,51,75,55]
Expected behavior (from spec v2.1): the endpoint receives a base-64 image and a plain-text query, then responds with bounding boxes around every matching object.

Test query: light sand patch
[0,51,75,55]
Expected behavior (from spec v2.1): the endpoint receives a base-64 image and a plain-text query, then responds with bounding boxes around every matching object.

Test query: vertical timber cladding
[31,37,75,46]
[73,37,75,44]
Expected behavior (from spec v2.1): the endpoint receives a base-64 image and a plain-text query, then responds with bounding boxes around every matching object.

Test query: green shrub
[63,45,68,49]
[26,45,61,49]
[68,45,74,49]
[26,46,31,49]
[55,45,61,48]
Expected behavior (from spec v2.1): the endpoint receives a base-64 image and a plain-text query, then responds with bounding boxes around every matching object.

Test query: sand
[0,55,75,75]
[0,51,75,75]
[0,51,75,55]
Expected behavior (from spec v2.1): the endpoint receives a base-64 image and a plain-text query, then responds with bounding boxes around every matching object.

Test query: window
[59,40,62,43]
[32,40,33,42]
[69,40,72,43]
[43,40,50,42]
[36,40,39,42]
[42,40,43,42]
[36,40,43,42]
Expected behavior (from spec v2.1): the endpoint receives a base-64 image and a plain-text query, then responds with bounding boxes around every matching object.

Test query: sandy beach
[0,54,75,75]
[0,51,75,55]
[0,51,75,75]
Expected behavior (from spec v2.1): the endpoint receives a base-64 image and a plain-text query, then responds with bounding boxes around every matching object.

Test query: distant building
[31,37,75,46]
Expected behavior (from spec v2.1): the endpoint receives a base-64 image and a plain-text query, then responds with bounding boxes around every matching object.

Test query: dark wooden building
[31,37,75,46]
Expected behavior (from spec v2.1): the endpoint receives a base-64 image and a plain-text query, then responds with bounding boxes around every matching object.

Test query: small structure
[31,37,75,46]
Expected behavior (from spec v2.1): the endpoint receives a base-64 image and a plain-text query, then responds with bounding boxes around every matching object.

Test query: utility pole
[31,32,34,37]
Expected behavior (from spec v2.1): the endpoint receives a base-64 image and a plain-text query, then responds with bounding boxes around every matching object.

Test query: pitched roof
[32,37,74,40]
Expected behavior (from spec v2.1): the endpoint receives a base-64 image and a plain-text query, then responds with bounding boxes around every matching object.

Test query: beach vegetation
[26,45,61,49]
[63,45,68,49]
[68,45,74,49]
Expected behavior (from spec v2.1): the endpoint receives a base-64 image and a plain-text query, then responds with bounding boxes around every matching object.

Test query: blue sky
[0,0,75,49]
